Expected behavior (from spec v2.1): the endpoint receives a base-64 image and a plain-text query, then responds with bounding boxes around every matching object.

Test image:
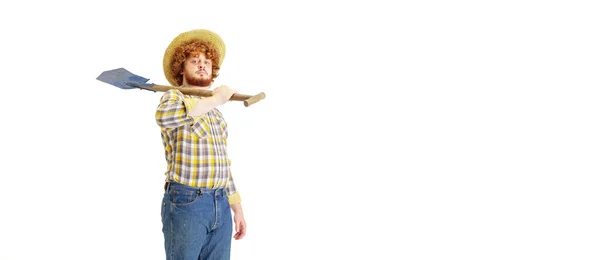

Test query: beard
[183,70,212,87]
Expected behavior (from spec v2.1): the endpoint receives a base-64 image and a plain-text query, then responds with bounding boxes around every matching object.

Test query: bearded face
[181,53,213,87]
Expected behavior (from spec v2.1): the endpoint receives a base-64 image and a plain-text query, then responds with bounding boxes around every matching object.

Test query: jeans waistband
[164,181,227,197]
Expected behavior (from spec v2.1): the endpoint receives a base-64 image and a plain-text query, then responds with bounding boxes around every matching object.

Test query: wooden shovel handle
[243,92,266,107]
[139,84,265,107]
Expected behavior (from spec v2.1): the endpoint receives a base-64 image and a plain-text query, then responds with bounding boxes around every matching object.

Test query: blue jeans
[161,181,233,260]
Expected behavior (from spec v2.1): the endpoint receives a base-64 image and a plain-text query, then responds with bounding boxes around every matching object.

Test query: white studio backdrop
[1,0,599,259]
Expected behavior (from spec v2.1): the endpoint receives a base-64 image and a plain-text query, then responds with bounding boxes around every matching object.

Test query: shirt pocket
[209,118,228,141]
[190,119,209,139]
[192,112,228,141]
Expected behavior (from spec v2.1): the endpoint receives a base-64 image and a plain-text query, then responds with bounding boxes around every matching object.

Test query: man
[156,29,246,260]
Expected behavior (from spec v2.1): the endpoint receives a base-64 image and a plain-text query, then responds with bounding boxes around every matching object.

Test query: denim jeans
[161,181,233,260]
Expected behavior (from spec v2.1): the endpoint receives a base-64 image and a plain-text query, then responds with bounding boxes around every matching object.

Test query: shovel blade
[96,68,152,89]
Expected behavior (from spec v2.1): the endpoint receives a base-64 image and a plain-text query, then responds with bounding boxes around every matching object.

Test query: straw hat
[163,29,226,86]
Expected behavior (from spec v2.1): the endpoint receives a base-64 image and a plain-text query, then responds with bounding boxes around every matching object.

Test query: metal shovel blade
[96,68,153,89]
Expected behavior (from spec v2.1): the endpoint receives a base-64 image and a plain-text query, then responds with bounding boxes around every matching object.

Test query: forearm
[188,96,222,117]
[230,203,243,215]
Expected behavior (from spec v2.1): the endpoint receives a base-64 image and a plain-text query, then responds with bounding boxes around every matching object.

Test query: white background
[1,0,599,259]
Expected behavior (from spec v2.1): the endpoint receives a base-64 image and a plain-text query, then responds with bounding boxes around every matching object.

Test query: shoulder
[159,89,185,102]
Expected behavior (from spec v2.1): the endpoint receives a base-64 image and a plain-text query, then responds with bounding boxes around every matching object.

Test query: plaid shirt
[155,89,241,205]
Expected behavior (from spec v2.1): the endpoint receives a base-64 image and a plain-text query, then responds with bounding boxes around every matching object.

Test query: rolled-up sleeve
[155,89,197,129]
[226,172,241,205]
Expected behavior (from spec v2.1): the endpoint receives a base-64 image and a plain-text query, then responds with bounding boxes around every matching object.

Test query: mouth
[196,71,207,75]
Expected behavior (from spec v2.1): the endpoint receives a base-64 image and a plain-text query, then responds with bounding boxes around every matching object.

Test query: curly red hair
[170,40,221,86]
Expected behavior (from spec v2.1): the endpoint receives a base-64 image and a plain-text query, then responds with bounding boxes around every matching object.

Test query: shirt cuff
[183,98,201,124]
[227,192,241,205]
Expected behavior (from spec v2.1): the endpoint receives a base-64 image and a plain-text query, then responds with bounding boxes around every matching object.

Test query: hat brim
[163,29,226,86]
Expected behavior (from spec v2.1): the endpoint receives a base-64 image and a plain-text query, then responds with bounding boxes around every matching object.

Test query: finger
[238,229,246,239]
[234,222,245,240]
[240,223,246,235]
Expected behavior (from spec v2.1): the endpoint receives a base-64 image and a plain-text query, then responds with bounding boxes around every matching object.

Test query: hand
[213,85,237,105]
[233,212,246,240]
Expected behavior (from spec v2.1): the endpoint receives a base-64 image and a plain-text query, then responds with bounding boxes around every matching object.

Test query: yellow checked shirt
[155,89,241,205]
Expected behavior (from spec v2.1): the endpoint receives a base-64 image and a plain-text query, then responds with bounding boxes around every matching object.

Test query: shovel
[96,68,266,107]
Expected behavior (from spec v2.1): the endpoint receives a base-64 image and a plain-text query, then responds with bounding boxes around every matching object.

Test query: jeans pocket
[169,189,200,206]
